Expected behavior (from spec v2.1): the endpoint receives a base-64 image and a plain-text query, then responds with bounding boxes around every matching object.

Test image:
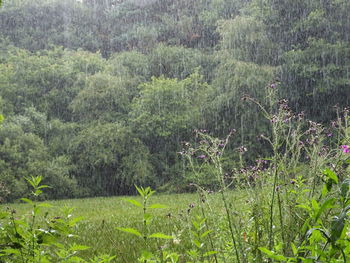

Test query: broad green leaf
[323,168,338,184]
[70,244,90,251]
[296,204,311,213]
[259,247,275,257]
[321,184,329,197]
[311,199,319,212]
[200,230,212,238]
[1,248,20,255]
[38,203,53,208]
[34,189,43,196]
[134,185,144,197]
[20,198,33,205]
[148,203,167,209]
[330,209,348,243]
[140,250,154,260]
[306,228,330,240]
[291,243,297,256]
[116,227,142,237]
[314,198,336,222]
[148,232,173,239]
[124,199,142,208]
[193,239,202,248]
[38,185,50,189]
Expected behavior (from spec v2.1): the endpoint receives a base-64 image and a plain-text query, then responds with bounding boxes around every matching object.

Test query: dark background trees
[0,0,348,201]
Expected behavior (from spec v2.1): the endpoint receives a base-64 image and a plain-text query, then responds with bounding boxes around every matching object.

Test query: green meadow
[2,190,251,262]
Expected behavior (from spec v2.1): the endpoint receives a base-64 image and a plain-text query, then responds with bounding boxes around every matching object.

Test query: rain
[0,0,349,261]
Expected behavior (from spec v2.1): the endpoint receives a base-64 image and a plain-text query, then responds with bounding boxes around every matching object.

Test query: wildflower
[238,146,247,154]
[270,115,277,123]
[278,99,288,105]
[341,145,350,153]
[197,154,206,159]
[283,117,290,123]
[297,111,305,121]
[270,83,277,89]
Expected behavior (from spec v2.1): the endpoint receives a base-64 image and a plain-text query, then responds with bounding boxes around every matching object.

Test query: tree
[217,15,276,65]
[130,73,212,181]
[68,122,154,195]
[0,121,77,201]
[69,73,131,122]
[209,57,276,153]
[148,43,210,80]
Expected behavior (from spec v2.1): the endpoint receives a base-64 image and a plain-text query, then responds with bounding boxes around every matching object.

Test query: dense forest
[0,0,349,202]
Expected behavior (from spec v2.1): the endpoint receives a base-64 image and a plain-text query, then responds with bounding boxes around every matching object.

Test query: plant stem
[10,213,25,263]
[277,191,286,254]
[268,166,278,250]
[220,191,240,263]
[198,191,219,263]
[31,203,36,261]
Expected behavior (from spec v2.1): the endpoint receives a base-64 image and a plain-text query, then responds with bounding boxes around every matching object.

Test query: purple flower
[238,146,247,154]
[341,145,350,153]
[270,115,277,123]
[198,154,206,159]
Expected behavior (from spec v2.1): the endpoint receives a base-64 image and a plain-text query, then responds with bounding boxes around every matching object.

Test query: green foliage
[0,0,349,207]
[148,44,207,80]
[210,58,276,153]
[0,0,349,261]
[69,73,131,122]
[187,216,217,263]
[217,16,275,65]
[117,186,176,262]
[0,175,115,262]
[69,122,154,196]
[283,38,350,121]
[0,120,79,202]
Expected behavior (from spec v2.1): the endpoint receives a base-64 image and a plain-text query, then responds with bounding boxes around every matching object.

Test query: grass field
[2,190,250,262]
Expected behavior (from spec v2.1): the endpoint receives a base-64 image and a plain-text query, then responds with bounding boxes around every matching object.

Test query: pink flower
[198,154,206,159]
[341,145,350,153]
